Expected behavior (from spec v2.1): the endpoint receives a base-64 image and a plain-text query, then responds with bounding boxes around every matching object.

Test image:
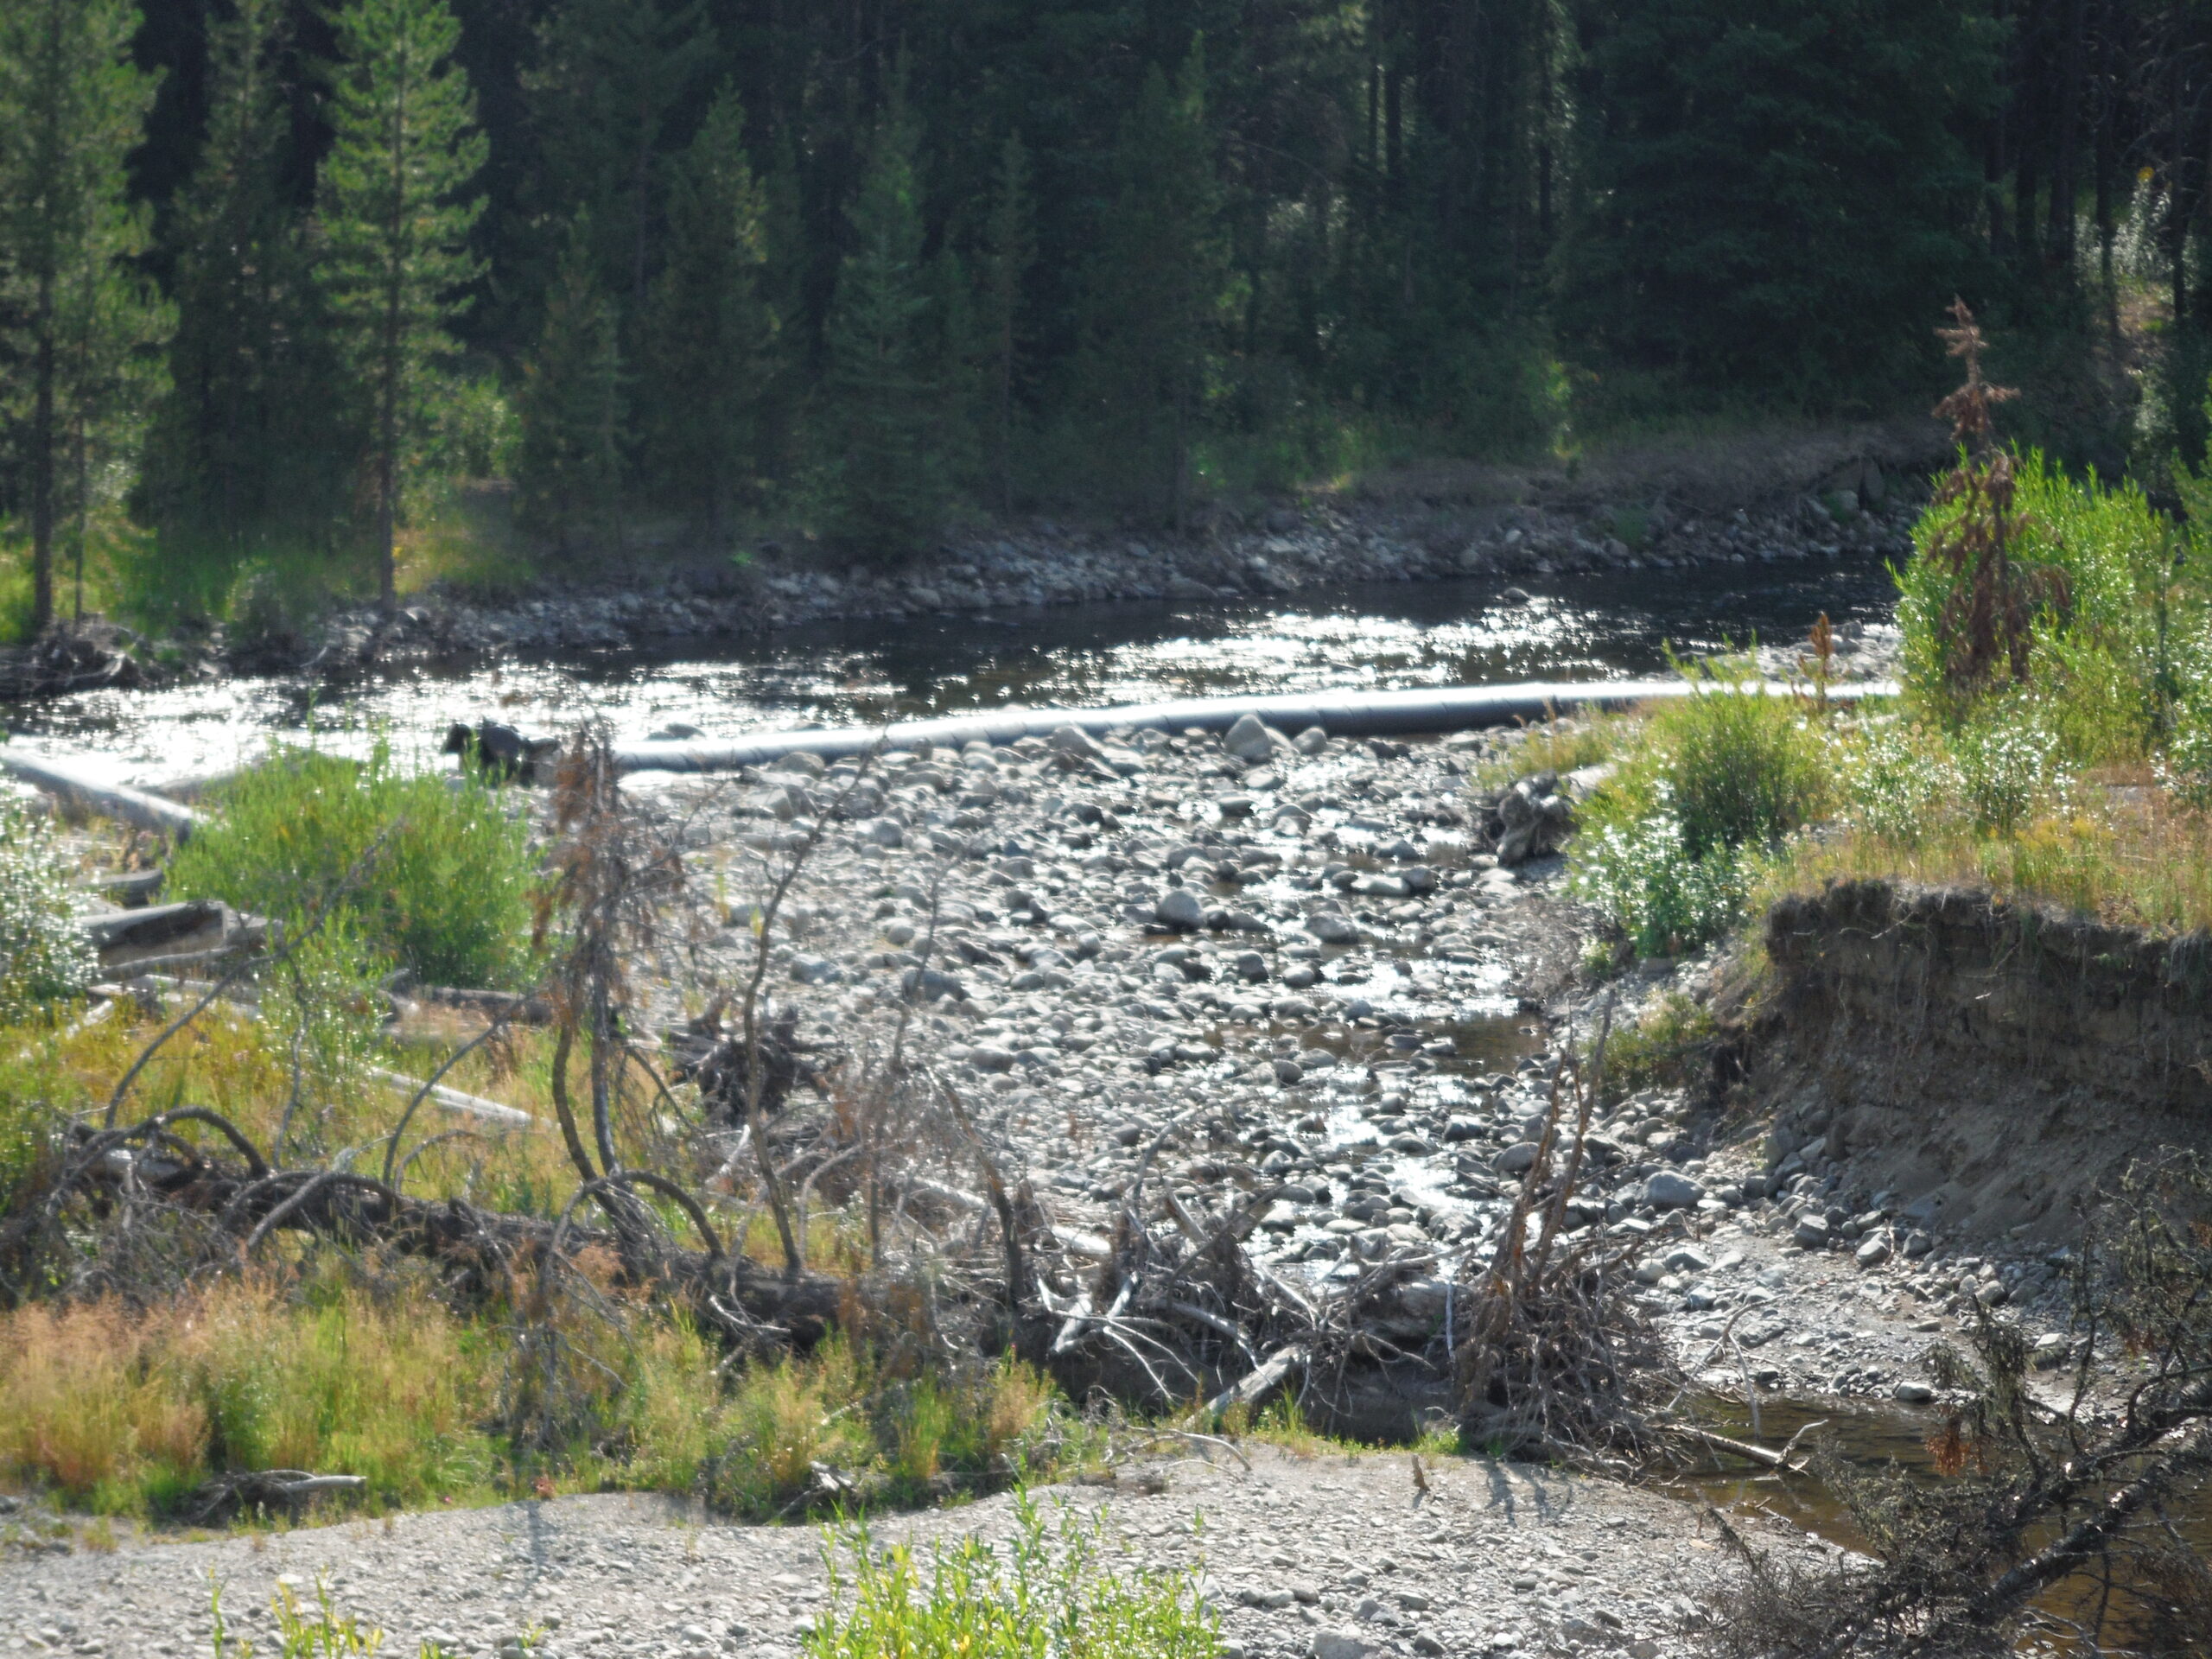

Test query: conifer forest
[0,0,2209,632]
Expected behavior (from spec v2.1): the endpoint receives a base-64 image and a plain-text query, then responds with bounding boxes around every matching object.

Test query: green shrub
[1650,660,1833,859]
[1573,660,1832,958]
[807,1496,1217,1659]
[0,797,95,1021]
[1572,800,1746,958]
[167,739,540,988]
[1592,991,1719,1102]
[1838,717,1958,845]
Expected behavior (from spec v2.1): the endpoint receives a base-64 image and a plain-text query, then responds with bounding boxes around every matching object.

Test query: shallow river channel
[1,556,1899,786]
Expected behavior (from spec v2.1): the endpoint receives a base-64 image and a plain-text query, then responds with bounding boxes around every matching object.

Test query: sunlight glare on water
[2,559,1898,788]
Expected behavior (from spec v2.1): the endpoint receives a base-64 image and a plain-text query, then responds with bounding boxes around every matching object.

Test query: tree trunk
[2049,0,2086,261]
[29,277,55,636]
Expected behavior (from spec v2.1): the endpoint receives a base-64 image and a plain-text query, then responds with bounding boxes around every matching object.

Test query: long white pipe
[611,677,1897,775]
[0,744,206,839]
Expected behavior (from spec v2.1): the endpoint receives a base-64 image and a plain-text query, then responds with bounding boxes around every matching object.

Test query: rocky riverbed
[0,1442,1852,1659]
[605,705,2070,1414]
[0,706,2113,1659]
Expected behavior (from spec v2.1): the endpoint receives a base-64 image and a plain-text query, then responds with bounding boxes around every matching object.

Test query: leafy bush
[1838,718,1958,845]
[1593,991,1719,1103]
[1573,661,1832,957]
[0,797,94,1020]
[807,1496,1217,1659]
[1573,800,1747,958]
[1652,661,1834,859]
[167,739,541,988]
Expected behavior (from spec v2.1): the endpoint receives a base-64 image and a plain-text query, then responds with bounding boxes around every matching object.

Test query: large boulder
[1492,772,1573,865]
[1222,713,1281,764]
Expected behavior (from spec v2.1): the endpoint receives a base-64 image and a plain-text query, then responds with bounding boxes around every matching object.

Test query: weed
[167,736,542,988]
[1593,992,1718,1103]
[805,1494,1217,1659]
[1473,713,1625,791]
[0,795,97,1020]
[1572,802,1746,959]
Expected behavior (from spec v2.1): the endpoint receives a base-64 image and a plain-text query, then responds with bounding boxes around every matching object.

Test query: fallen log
[368,1066,536,1128]
[1203,1343,1306,1416]
[610,677,1897,776]
[0,745,204,839]
[32,1109,854,1350]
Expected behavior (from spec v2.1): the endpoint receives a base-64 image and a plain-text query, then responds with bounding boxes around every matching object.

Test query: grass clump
[167,736,541,988]
[806,1494,1217,1659]
[1592,992,1719,1103]
[0,796,95,1021]
[702,1344,1072,1516]
[0,1278,499,1516]
[1572,658,1834,957]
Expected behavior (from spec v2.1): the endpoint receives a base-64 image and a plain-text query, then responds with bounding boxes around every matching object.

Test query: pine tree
[529,0,708,322]
[645,86,776,534]
[143,0,343,614]
[1075,45,1224,529]
[982,133,1036,515]
[517,213,624,548]
[316,0,486,613]
[1560,0,1999,398]
[0,0,171,632]
[818,100,944,559]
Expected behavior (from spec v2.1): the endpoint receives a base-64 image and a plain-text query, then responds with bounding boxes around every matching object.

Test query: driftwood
[185,1470,367,1523]
[16,1108,855,1347]
[367,1066,536,1128]
[0,745,203,839]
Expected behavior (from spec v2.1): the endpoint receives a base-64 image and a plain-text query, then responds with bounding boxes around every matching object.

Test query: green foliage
[982,134,1037,514]
[525,0,707,322]
[700,1340,1068,1517]
[316,0,486,608]
[1573,662,1832,957]
[1071,46,1225,528]
[165,739,540,989]
[1573,802,1747,959]
[805,1496,1217,1659]
[136,0,346,626]
[645,86,777,532]
[0,796,93,1020]
[515,213,625,547]
[1561,0,1999,401]
[1592,992,1718,1102]
[817,96,947,559]
[0,0,172,632]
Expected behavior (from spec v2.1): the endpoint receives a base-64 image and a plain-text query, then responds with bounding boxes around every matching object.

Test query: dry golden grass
[1762,785,2212,937]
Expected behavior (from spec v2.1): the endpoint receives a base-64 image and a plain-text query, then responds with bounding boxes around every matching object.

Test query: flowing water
[0,556,1900,788]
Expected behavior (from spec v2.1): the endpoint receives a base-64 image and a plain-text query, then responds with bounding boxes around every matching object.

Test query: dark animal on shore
[443,721,562,784]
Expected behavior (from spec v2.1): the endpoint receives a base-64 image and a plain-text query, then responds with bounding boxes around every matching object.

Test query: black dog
[442,721,562,784]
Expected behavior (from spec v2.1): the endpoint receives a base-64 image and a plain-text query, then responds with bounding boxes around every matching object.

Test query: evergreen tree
[1561,0,2000,398]
[142,0,342,615]
[316,0,486,613]
[0,0,170,632]
[818,100,944,559]
[645,86,775,534]
[982,133,1036,514]
[528,0,708,324]
[1075,45,1224,529]
[516,212,623,548]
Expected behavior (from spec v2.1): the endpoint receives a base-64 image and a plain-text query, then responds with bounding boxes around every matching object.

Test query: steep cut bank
[1732,879,2212,1243]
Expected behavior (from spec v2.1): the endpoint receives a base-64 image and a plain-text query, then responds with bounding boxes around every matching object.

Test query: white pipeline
[0,745,206,839]
[610,677,1897,775]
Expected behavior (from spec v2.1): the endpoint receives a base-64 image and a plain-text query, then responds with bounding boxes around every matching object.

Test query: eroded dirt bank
[1739,880,2212,1242]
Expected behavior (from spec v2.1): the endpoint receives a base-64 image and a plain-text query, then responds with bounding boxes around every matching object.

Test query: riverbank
[1,422,1938,695]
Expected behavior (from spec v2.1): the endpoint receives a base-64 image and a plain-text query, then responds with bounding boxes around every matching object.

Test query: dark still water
[1,555,1899,788]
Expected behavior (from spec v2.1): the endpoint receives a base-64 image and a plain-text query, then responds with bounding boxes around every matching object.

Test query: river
[0,556,1899,787]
